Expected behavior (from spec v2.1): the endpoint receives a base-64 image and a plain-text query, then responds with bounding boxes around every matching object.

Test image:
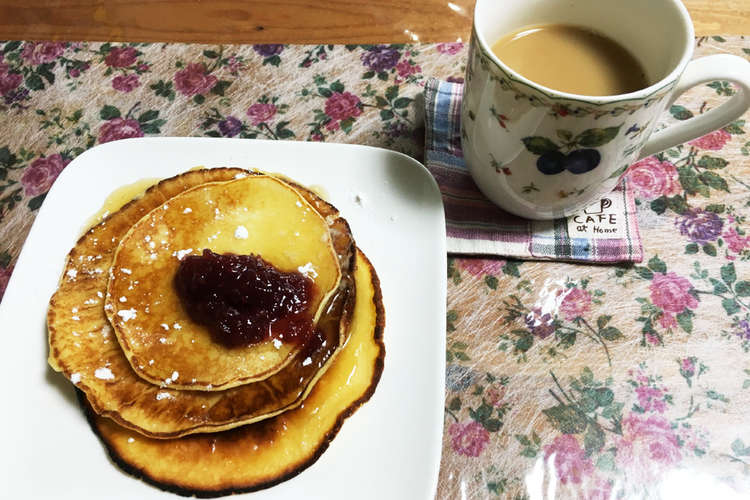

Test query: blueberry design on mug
[522,125,622,176]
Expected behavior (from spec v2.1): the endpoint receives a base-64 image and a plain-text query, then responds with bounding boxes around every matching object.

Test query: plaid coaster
[424,79,643,263]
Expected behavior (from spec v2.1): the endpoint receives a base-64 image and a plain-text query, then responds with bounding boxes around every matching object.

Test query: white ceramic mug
[461,0,750,220]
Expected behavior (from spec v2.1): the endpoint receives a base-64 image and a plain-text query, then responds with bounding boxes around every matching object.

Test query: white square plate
[0,138,446,499]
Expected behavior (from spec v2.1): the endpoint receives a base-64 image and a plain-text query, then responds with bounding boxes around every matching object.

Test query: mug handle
[639,54,750,159]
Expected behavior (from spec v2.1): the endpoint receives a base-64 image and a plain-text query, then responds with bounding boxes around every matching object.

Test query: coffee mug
[461,0,750,220]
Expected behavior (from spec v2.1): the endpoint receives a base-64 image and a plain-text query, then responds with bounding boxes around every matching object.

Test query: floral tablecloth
[1,37,749,498]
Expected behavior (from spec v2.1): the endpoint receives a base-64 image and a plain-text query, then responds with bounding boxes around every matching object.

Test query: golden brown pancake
[80,250,384,496]
[48,169,357,438]
[106,175,344,391]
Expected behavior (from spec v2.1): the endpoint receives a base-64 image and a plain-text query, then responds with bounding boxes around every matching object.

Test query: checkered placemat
[424,79,643,262]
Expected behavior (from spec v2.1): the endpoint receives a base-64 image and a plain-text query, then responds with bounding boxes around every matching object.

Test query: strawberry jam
[174,249,315,347]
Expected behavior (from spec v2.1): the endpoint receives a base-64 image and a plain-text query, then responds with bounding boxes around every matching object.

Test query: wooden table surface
[0,0,747,44]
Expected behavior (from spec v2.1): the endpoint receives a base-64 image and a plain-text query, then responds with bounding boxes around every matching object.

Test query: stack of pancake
[47,168,384,496]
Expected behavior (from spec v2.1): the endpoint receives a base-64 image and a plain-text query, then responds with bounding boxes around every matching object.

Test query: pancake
[80,250,385,496]
[48,169,357,438]
[106,174,344,391]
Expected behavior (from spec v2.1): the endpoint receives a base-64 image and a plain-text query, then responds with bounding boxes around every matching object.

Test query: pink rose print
[20,154,67,197]
[677,425,709,456]
[449,420,490,457]
[635,385,667,413]
[626,157,681,200]
[21,41,65,65]
[558,287,592,321]
[485,383,506,408]
[543,435,593,485]
[645,332,660,346]
[436,42,464,55]
[587,478,614,500]
[174,63,217,97]
[680,357,695,376]
[0,265,13,301]
[67,62,90,78]
[688,129,731,150]
[98,118,144,144]
[658,312,678,330]
[395,59,421,79]
[678,356,699,386]
[105,46,138,68]
[616,413,681,483]
[0,63,22,96]
[246,102,277,125]
[724,227,750,255]
[456,258,506,277]
[649,272,698,315]
[112,74,140,93]
[324,92,362,121]
[325,119,340,132]
[225,56,243,75]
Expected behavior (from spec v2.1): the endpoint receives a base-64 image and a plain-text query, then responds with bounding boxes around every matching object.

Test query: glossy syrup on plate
[81,177,159,232]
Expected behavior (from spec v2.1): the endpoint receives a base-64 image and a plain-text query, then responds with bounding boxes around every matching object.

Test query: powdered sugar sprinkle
[117,308,137,322]
[94,367,114,380]
[234,225,249,239]
[297,262,318,279]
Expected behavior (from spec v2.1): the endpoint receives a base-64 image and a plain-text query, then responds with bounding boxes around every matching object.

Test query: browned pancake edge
[78,249,385,497]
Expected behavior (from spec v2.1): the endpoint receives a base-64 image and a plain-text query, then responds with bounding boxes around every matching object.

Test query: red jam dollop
[174,249,315,347]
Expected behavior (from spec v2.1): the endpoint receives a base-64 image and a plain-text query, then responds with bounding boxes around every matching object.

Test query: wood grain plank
[684,0,750,35]
[0,0,745,44]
